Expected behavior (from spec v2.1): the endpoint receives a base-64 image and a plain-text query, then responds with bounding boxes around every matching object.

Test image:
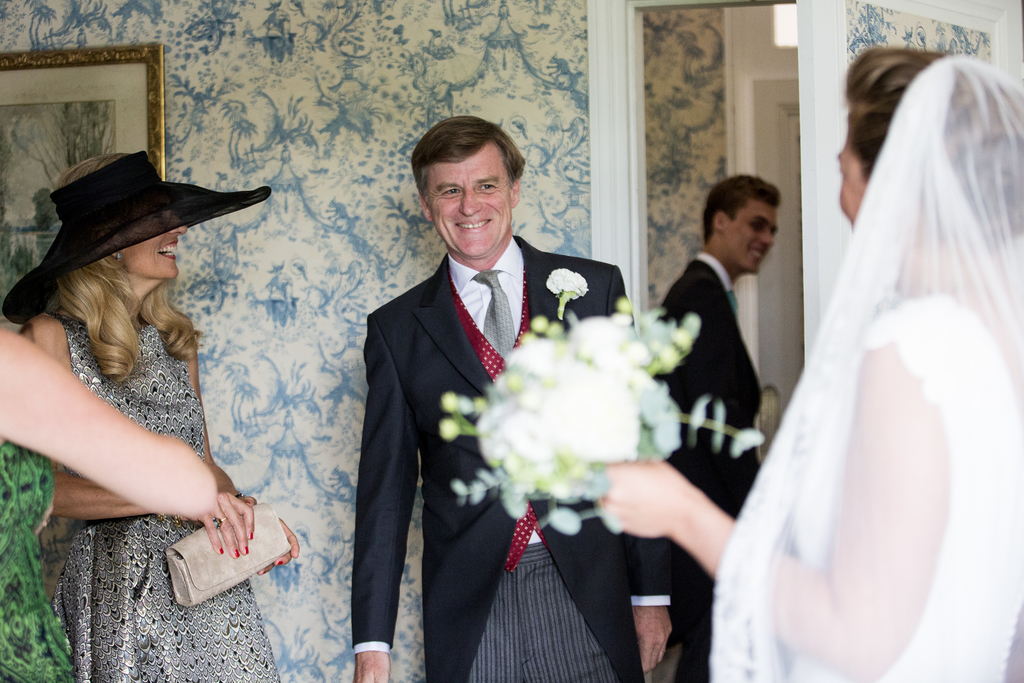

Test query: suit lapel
[518,237,560,323]
[417,239,561,396]
[413,257,493,396]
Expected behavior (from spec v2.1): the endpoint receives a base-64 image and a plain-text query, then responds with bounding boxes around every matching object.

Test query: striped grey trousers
[467,543,622,683]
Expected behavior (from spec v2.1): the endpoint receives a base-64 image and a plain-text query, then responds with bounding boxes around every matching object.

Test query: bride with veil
[602,49,1024,682]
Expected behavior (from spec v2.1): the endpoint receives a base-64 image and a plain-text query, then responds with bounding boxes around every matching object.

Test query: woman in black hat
[6,152,298,682]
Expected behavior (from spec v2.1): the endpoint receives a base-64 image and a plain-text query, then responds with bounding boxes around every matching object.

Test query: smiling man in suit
[351,116,671,683]
[658,175,779,683]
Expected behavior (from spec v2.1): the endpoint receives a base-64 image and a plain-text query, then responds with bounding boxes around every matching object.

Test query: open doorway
[641,4,802,444]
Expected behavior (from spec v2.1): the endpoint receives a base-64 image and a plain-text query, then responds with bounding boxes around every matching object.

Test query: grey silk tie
[473,270,515,359]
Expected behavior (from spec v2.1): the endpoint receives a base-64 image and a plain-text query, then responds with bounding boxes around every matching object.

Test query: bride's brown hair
[846,47,944,177]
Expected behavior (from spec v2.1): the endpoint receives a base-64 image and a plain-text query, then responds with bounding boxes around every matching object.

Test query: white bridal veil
[712,57,1024,682]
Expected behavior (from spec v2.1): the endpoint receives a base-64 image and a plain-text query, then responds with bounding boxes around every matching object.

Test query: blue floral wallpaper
[846,0,991,61]
[643,8,725,308]
[2,1,591,681]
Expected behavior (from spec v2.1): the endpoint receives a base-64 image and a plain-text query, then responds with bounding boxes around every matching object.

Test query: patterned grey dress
[52,315,280,683]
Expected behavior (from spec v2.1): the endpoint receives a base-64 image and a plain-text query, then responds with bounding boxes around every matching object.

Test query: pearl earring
[115,252,122,260]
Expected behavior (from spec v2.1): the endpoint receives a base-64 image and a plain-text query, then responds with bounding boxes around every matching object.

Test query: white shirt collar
[448,238,524,293]
[696,252,733,292]
[447,238,525,333]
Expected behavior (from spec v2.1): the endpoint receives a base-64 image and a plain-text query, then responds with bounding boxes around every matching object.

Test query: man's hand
[633,605,672,673]
[353,651,390,683]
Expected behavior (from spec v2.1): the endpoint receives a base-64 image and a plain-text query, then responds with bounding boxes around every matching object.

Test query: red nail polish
[245,547,249,555]
[250,532,254,540]
[234,550,240,558]
[219,548,224,555]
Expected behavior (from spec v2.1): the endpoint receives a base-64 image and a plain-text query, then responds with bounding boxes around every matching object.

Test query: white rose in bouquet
[540,362,641,464]
[503,335,560,382]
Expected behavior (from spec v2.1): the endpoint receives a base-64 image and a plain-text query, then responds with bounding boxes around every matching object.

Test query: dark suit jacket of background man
[660,258,761,683]
[353,236,670,683]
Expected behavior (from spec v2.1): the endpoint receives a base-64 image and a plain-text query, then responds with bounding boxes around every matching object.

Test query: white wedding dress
[785,296,1024,683]
[710,57,1024,683]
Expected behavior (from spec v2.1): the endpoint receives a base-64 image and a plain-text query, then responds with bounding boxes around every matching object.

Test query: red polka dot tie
[504,502,542,571]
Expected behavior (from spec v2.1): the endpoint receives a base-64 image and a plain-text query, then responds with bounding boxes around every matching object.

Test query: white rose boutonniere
[546,269,589,320]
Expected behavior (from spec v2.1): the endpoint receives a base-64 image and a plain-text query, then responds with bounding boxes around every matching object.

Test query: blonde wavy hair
[52,154,201,382]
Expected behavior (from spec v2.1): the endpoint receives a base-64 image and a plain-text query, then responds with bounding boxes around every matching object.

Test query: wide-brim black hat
[3,152,271,323]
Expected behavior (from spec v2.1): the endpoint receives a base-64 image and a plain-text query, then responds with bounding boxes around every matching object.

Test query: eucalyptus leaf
[598,509,624,535]
[639,383,676,424]
[469,487,487,505]
[457,396,476,415]
[582,470,611,499]
[653,420,682,455]
[687,395,711,448]
[450,479,469,496]
[687,423,699,449]
[729,428,766,457]
[711,427,726,454]
[637,428,659,458]
[689,395,710,426]
[501,491,528,519]
[682,312,701,339]
[711,397,727,454]
[545,508,583,535]
[713,398,726,425]
[638,386,664,423]
[477,469,498,487]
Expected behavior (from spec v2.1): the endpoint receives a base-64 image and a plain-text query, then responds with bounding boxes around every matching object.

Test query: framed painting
[0,44,163,328]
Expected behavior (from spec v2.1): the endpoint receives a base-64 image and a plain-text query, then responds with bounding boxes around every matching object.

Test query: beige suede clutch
[166,503,290,607]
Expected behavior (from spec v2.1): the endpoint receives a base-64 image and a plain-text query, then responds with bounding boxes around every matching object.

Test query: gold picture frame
[0,44,164,329]
[0,44,165,177]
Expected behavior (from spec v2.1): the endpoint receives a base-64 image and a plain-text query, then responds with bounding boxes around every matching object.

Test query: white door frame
[588,0,1022,351]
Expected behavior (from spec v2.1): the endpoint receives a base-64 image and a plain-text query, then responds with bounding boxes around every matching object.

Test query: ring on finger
[212,517,222,529]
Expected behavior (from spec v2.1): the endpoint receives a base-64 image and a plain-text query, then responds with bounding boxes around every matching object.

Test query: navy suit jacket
[660,259,761,682]
[352,237,670,683]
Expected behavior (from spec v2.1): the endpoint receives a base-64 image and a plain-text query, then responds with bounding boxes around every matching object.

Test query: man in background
[658,175,779,683]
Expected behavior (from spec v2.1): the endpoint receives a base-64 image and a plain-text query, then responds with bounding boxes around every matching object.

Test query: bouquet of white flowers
[441,297,763,534]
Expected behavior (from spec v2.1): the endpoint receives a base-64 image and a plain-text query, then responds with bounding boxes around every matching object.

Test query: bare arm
[21,314,158,519]
[772,344,948,681]
[0,327,216,519]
